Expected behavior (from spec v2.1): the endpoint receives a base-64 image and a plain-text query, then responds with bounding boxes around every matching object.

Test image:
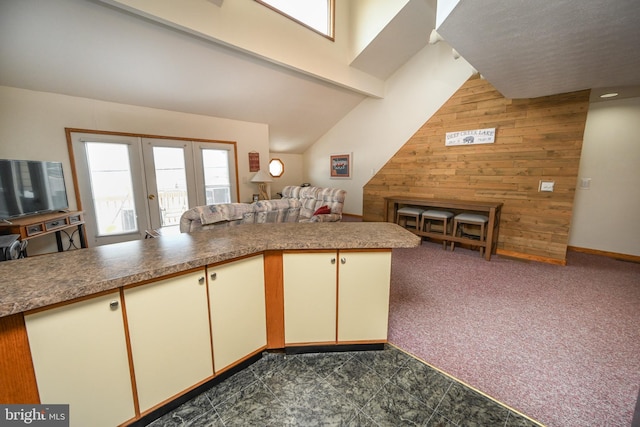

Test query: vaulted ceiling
[1,0,639,154]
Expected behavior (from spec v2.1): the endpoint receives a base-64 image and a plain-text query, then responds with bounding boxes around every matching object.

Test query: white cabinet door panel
[209,255,267,373]
[25,292,135,427]
[283,251,337,344]
[338,251,392,341]
[124,269,213,413]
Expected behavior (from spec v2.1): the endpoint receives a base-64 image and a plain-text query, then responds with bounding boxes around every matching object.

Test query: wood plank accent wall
[363,76,590,262]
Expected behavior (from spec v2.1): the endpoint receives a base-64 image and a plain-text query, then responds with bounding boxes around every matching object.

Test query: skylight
[256,0,334,39]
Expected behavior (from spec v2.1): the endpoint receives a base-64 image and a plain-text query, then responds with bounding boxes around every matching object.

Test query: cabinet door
[283,251,337,344]
[124,269,213,413]
[338,251,392,342]
[25,292,135,427]
[209,255,266,373]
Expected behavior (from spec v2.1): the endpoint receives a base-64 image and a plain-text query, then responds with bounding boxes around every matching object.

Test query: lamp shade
[250,170,273,183]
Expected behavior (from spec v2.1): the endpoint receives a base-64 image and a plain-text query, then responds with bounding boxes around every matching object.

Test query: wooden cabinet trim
[0,314,40,404]
[119,288,141,418]
[264,250,285,349]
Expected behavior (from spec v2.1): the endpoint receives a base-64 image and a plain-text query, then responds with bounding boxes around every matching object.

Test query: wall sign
[445,128,496,146]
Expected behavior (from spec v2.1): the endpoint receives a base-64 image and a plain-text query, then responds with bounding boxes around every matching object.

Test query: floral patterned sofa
[179,186,346,233]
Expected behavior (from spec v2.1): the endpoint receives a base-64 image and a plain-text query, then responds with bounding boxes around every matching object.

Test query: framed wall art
[330,153,352,179]
[248,151,260,172]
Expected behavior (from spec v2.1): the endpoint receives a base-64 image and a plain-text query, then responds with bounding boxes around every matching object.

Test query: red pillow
[313,205,331,215]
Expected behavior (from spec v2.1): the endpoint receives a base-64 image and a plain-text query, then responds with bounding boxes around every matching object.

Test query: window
[84,142,139,236]
[256,0,334,39]
[200,147,232,205]
[69,131,237,246]
[149,146,189,228]
[269,158,284,178]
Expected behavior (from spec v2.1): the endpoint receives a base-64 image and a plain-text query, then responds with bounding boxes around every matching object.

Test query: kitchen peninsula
[0,222,420,427]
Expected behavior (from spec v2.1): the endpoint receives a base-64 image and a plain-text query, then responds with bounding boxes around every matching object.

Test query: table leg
[484,207,496,261]
[78,224,87,248]
[55,231,64,252]
[383,200,389,222]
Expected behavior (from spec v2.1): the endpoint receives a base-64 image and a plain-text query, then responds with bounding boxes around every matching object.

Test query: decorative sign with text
[445,128,496,146]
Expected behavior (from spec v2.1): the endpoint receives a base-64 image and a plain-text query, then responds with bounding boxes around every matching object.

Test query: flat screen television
[0,159,70,220]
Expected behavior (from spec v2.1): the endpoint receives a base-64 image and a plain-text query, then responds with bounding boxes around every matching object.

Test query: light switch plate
[580,178,591,189]
[539,180,555,192]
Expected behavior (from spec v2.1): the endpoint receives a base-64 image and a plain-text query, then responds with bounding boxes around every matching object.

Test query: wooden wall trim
[567,246,640,263]
[496,249,567,266]
[0,314,40,403]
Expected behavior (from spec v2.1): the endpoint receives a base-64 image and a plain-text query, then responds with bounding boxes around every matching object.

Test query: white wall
[303,42,473,215]
[348,0,409,62]
[101,0,384,97]
[0,85,269,252]
[569,97,640,256]
[267,152,304,198]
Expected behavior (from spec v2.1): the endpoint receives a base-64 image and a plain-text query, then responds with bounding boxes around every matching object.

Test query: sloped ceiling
[2,0,640,155]
[436,0,640,100]
[0,0,367,154]
[350,0,434,80]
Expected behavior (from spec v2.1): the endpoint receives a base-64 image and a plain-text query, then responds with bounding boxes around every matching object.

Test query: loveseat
[179,186,346,233]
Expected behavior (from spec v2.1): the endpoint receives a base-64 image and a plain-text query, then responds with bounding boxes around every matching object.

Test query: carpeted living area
[388,241,640,427]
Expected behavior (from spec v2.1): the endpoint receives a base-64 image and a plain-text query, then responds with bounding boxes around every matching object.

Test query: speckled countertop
[0,222,420,318]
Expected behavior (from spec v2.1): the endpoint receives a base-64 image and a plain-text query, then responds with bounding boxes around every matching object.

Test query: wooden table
[384,197,503,260]
[0,211,87,254]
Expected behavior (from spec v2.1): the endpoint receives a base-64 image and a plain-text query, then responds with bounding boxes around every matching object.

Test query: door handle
[148,194,156,200]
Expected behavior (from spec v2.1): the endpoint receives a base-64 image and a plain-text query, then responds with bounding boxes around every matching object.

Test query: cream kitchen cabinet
[208,255,267,373]
[24,291,135,427]
[124,269,213,413]
[283,251,338,344]
[337,250,392,342]
[283,250,392,345]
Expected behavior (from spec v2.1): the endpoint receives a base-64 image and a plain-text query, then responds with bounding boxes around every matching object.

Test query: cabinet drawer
[68,214,83,224]
[45,219,67,231]
[26,224,44,236]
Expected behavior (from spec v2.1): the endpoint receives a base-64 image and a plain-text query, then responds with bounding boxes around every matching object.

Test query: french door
[70,132,237,246]
[142,139,196,230]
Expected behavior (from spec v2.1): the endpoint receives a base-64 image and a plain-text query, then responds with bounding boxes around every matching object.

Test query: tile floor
[146,345,541,426]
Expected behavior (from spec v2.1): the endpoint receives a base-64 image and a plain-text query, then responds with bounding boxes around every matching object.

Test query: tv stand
[0,211,87,255]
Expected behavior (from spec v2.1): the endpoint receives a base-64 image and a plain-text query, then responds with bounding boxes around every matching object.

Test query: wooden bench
[384,196,503,260]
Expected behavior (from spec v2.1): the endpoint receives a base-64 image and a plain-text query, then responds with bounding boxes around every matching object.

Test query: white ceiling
[437,0,640,100]
[1,0,639,154]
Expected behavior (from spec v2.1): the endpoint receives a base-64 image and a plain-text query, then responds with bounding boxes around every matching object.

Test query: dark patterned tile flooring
[146,345,541,426]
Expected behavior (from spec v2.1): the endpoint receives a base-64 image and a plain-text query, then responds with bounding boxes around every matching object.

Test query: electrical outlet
[539,180,555,192]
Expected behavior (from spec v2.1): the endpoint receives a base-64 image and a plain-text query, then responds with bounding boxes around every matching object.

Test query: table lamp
[250,170,273,200]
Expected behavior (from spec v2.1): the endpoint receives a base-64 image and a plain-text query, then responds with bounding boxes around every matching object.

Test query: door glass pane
[202,149,231,205]
[85,142,138,236]
[153,147,188,227]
